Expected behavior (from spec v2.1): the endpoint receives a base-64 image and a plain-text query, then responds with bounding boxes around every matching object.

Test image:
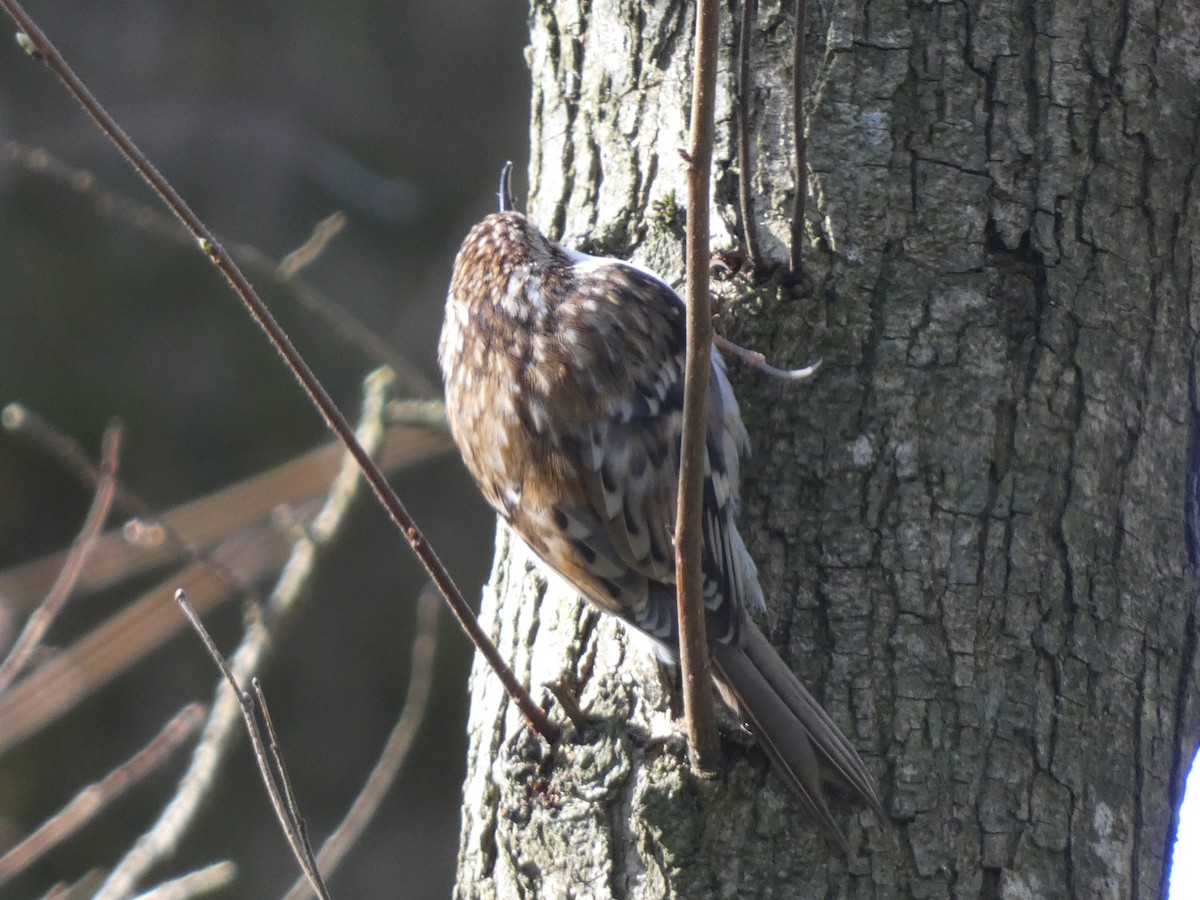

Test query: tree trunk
[455,1,1200,896]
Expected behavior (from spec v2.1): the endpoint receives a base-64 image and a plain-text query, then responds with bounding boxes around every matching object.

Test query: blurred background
[0,0,529,895]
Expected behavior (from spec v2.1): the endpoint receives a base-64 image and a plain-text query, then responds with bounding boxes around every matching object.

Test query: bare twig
[0,501,307,756]
[0,704,205,887]
[1,405,134,513]
[251,677,322,885]
[789,0,809,274]
[0,422,450,616]
[130,861,237,900]
[282,587,441,900]
[266,218,439,399]
[277,211,347,278]
[1,1,556,742]
[544,678,590,731]
[38,869,105,900]
[714,334,821,381]
[94,370,390,900]
[3,402,257,605]
[0,424,119,693]
[675,0,722,775]
[0,419,450,756]
[384,398,450,433]
[735,0,762,273]
[174,591,330,900]
[0,139,437,398]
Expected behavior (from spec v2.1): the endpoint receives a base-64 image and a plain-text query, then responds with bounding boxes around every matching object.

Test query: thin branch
[544,678,591,731]
[0,421,451,617]
[735,0,762,273]
[714,333,821,381]
[277,211,347,278]
[3,403,258,607]
[0,424,119,693]
[0,503,314,756]
[251,676,323,890]
[1,406,137,514]
[0,138,437,398]
[174,591,329,900]
[0,704,205,887]
[129,862,237,900]
[282,586,441,900]
[1,1,556,743]
[265,231,439,401]
[0,421,450,756]
[37,869,105,900]
[385,398,451,433]
[789,0,809,274]
[94,369,390,900]
[675,0,722,776]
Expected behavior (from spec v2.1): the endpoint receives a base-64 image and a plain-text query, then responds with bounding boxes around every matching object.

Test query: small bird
[438,165,884,851]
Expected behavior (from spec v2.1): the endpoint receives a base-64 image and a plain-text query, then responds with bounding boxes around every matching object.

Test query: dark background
[0,1,528,895]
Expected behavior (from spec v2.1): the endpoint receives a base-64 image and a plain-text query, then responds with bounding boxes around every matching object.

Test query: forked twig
[173,590,330,899]
[0,422,450,617]
[1,405,136,514]
[282,586,441,900]
[94,369,389,899]
[676,0,722,775]
[0,424,119,693]
[3,402,258,607]
[1,3,555,741]
[0,503,305,757]
[0,420,451,756]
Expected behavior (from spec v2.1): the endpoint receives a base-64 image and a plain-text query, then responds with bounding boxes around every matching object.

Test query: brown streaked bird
[438,164,884,852]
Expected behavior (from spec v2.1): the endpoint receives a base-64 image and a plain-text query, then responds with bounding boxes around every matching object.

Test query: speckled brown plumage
[439,208,884,852]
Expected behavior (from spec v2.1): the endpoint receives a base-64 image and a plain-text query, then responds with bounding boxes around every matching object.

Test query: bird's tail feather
[710,621,884,853]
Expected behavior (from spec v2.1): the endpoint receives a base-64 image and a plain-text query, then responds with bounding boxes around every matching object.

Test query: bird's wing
[525,259,762,647]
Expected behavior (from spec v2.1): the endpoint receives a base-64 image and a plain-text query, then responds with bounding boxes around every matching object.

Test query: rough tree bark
[455,1,1200,897]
